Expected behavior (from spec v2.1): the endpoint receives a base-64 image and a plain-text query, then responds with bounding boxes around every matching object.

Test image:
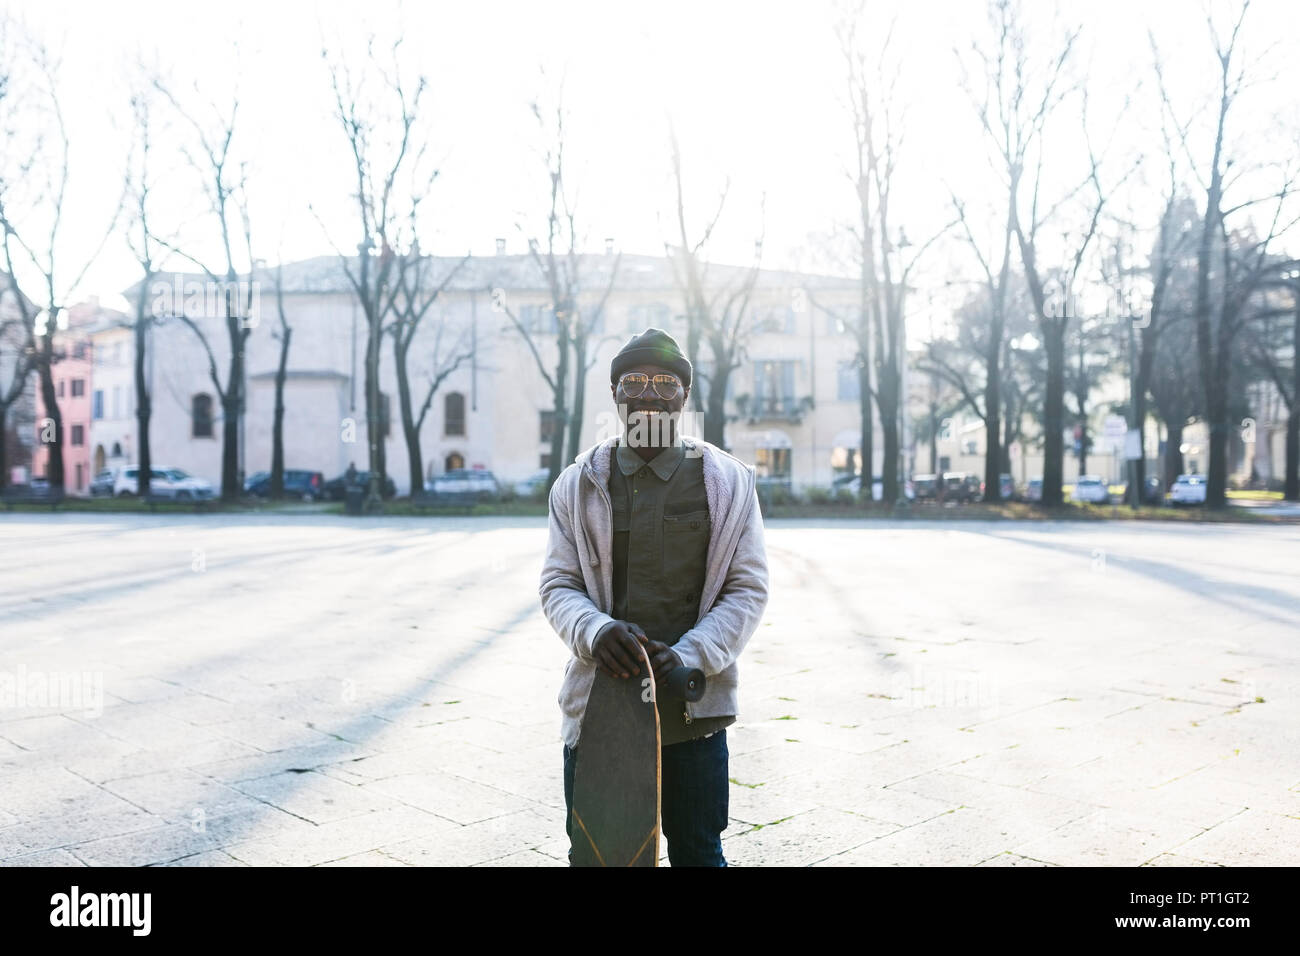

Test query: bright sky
[4,0,1297,330]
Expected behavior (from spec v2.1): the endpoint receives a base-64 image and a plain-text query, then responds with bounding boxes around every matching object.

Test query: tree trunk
[271,326,291,500]
[983,337,1002,502]
[567,331,588,464]
[704,346,728,447]
[1133,331,1155,507]
[1164,421,1185,492]
[37,351,64,489]
[858,360,874,505]
[1041,324,1066,506]
[881,415,899,503]
[1289,299,1300,500]
[548,335,569,483]
[1285,408,1299,501]
[364,316,383,509]
[877,360,900,504]
[134,311,152,497]
[393,337,423,499]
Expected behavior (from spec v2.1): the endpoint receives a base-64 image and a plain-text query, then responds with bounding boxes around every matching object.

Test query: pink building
[32,307,99,494]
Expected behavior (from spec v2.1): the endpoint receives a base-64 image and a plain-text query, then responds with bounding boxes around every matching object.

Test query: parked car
[1071,475,1110,504]
[832,474,915,502]
[322,470,396,500]
[1169,473,1207,506]
[114,466,215,500]
[244,469,325,501]
[1025,477,1043,502]
[941,472,979,503]
[89,468,117,497]
[514,468,551,497]
[984,473,1016,501]
[425,468,500,502]
[912,474,938,500]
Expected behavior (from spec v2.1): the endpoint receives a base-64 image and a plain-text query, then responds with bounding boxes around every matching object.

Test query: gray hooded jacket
[539,434,770,749]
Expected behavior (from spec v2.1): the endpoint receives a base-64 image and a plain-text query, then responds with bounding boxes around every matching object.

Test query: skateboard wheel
[661,666,706,702]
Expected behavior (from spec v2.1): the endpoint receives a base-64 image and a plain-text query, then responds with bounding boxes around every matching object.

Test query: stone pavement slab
[1,514,1298,865]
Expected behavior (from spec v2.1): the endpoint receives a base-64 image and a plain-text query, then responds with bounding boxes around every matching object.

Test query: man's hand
[640,639,683,687]
[593,620,648,679]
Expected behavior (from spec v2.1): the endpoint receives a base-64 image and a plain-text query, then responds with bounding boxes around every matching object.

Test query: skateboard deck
[571,644,661,866]
[570,648,705,867]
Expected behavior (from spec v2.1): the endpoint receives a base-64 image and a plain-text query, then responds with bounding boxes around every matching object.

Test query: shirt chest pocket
[661,509,710,581]
[611,496,631,533]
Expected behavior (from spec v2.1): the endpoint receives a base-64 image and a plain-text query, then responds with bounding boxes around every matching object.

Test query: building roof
[125,252,858,299]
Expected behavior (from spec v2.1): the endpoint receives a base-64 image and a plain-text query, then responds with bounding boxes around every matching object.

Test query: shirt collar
[616,439,685,481]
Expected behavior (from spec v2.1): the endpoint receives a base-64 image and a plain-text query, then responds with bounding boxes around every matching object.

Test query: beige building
[104,253,873,495]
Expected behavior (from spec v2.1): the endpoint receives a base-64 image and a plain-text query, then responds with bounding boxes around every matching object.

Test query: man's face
[612,362,689,448]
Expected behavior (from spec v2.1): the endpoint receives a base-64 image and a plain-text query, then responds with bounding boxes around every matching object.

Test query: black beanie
[610,327,692,388]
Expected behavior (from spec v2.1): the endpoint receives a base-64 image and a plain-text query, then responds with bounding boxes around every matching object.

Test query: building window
[112,442,122,458]
[71,379,85,397]
[112,386,121,419]
[71,424,84,446]
[192,393,214,438]
[58,380,65,397]
[755,304,795,334]
[753,360,796,415]
[445,452,464,471]
[93,390,104,420]
[73,342,87,360]
[540,410,557,443]
[837,360,861,401]
[755,446,791,479]
[445,391,466,436]
[540,453,551,470]
[75,462,84,490]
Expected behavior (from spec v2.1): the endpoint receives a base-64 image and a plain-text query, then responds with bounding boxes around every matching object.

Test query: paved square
[1,514,1297,866]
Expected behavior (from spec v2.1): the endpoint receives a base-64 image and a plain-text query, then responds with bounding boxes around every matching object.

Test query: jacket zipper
[586,440,706,726]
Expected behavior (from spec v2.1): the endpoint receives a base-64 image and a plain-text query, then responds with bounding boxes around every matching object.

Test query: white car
[424,468,500,501]
[114,466,215,500]
[513,468,550,497]
[1071,475,1110,504]
[1169,474,1207,505]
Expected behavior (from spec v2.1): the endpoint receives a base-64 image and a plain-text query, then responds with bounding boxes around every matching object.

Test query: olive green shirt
[610,438,735,745]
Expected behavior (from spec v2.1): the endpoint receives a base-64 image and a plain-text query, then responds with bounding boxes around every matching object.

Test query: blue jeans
[564,729,729,867]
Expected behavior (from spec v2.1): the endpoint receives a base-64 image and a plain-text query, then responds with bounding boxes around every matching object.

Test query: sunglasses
[618,372,683,401]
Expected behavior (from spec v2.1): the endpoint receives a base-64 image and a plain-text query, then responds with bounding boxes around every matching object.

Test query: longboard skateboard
[570,646,705,867]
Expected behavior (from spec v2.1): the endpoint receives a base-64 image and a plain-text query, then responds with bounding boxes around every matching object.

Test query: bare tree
[122,81,165,498]
[152,73,257,503]
[0,275,33,490]
[268,261,292,500]
[963,0,1136,506]
[837,4,951,504]
[664,130,763,449]
[0,19,122,492]
[385,245,473,496]
[1153,2,1300,507]
[321,35,430,510]
[499,83,623,485]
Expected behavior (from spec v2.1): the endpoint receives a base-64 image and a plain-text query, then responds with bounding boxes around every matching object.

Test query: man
[539,327,769,867]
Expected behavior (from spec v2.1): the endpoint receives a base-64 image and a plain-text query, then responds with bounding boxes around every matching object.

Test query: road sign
[1103,415,1127,453]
